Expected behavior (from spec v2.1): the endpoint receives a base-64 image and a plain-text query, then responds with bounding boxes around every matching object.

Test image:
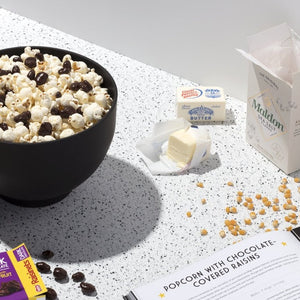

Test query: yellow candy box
[0,243,47,300]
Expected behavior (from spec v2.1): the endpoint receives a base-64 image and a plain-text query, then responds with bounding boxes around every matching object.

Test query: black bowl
[0,46,117,207]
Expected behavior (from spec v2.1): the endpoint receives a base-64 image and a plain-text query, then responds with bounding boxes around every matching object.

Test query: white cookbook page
[128,230,300,300]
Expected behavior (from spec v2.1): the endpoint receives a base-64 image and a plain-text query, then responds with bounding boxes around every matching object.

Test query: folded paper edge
[236,48,293,87]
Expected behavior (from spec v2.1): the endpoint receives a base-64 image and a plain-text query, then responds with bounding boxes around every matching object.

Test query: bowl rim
[0,45,118,146]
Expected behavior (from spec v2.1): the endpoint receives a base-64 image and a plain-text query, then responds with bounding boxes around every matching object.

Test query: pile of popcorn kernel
[0,47,113,143]
[193,177,300,239]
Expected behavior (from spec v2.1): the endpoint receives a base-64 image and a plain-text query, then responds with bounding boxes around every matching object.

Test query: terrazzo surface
[0,8,299,300]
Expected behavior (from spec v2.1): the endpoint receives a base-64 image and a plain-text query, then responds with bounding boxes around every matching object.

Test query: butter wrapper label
[176,86,226,123]
[0,243,47,300]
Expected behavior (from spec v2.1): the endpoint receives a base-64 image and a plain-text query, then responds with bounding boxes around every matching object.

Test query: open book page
[125,230,300,300]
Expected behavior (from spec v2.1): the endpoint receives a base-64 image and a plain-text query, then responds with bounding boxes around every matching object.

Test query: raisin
[53,267,68,280]
[36,262,51,273]
[24,57,37,68]
[35,52,44,61]
[38,122,52,136]
[80,80,92,93]
[60,105,76,119]
[35,72,48,85]
[27,70,35,80]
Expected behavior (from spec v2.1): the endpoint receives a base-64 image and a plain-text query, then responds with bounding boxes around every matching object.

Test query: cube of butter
[177,86,226,123]
[166,128,196,168]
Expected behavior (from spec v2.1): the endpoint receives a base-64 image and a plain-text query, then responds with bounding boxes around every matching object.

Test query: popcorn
[74,90,89,104]
[69,113,85,129]
[83,103,103,122]
[60,92,74,106]
[0,47,113,143]
[5,92,17,109]
[57,74,71,90]
[29,122,41,136]
[82,71,103,86]
[94,92,108,108]
[48,115,62,131]
[2,128,16,142]
[46,87,60,100]
[43,75,58,92]
[40,94,52,108]
[14,124,29,139]
[18,87,32,100]
[31,106,44,122]
[0,106,9,116]
[42,135,55,142]
[60,128,75,139]
[73,61,88,74]
[6,111,18,126]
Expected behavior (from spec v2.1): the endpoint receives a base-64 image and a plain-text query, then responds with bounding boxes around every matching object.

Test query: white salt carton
[176,86,226,123]
[238,23,300,174]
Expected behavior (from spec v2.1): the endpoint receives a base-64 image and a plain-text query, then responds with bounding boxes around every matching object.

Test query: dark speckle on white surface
[0,8,299,300]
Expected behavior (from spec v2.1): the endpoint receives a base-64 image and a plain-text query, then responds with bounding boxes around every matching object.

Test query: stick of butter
[165,126,210,169]
[177,86,226,123]
[166,128,196,168]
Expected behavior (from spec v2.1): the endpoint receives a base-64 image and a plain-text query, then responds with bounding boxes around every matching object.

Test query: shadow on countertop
[0,155,161,263]
[187,153,221,176]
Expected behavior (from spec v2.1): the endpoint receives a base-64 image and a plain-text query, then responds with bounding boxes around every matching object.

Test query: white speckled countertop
[0,8,299,300]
